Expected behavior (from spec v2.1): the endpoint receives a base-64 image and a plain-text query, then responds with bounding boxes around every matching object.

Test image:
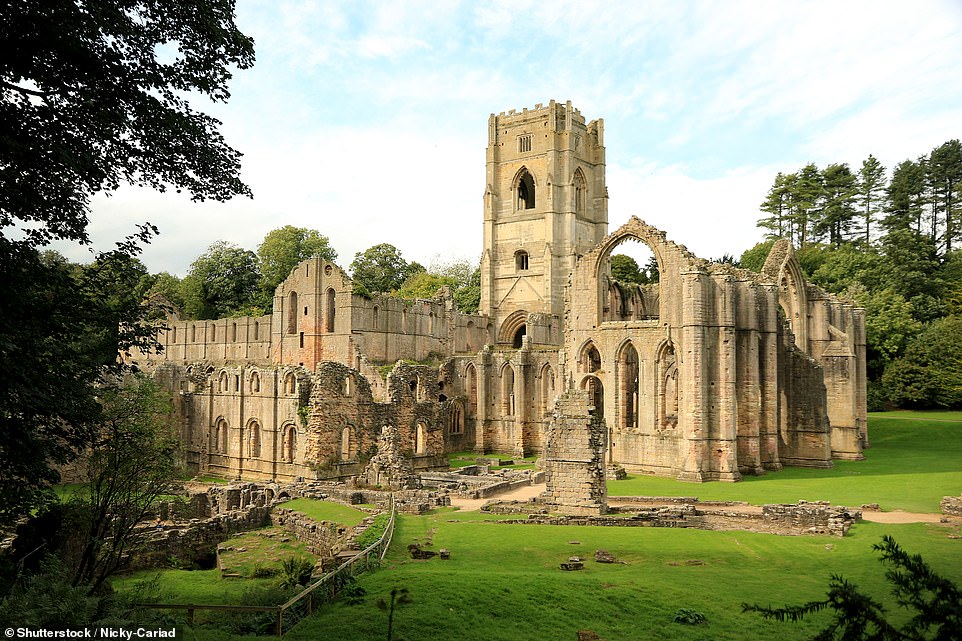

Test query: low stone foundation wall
[941,495,962,516]
[484,499,860,537]
[270,507,345,557]
[129,506,272,570]
[280,481,449,514]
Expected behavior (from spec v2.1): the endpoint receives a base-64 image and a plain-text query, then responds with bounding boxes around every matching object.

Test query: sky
[65,0,962,276]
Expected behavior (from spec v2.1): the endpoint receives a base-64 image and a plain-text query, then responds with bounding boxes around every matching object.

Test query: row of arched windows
[172,320,262,344]
[206,370,298,396]
[210,419,298,463]
[575,339,679,429]
[511,167,588,213]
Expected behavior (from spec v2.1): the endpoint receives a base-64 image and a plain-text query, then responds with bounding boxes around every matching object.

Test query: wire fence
[138,496,397,636]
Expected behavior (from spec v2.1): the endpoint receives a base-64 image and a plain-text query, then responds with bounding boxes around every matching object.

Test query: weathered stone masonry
[131,100,867,486]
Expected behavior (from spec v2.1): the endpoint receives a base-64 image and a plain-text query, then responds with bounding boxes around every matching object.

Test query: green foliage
[673,608,708,625]
[738,240,777,272]
[350,243,424,294]
[882,316,962,408]
[279,556,315,589]
[182,240,260,319]
[257,226,337,306]
[65,374,184,593]
[743,536,961,640]
[341,576,368,605]
[0,229,164,526]
[354,513,391,550]
[0,1,254,245]
[396,258,482,313]
[0,556,100,627]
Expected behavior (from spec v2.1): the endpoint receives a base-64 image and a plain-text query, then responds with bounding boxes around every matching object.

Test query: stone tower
[479,100,608,344]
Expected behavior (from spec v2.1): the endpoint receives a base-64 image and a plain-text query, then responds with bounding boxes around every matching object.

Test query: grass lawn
[282,513,962,641]
[129,413,962,640]
[448,450,539,470]
[280,498,369,526]
[218,527,314,577]
[113,568,277,605]
[608,412,962,513]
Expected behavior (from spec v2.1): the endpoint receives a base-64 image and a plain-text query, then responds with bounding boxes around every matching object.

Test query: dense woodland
[744,140,962,410]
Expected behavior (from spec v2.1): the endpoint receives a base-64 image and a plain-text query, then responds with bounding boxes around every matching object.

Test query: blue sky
[72,0,962,275]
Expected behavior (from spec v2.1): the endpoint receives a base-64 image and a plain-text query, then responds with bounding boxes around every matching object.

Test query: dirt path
[449,483,546,511]
[860,510,950,524]
[451,486,954,525]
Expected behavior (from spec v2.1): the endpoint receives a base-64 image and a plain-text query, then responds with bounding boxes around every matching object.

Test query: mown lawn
[279,498,369,526]
[608,413,962,513]
[282,514,962,641]
[125,413,962,640]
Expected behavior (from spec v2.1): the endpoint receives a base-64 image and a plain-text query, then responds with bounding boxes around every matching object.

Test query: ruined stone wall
[541,390,607,515]
[270,507,344,556]
[941,494,962,516]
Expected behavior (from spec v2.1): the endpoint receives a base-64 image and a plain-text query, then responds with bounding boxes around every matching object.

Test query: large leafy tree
[0,229,161,525]
[350,243,424,294]
[257,226,337,307]
[0,2,253,524]
[182,240,260,319]
[0,0,254,244]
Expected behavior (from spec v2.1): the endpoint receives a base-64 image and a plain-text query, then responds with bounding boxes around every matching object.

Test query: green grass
[448,451,538,470]
[218,527,314,578]
[280,498,368,526]
[113,568,277,605]
[608,412,962,512]
[869,409,962,421]
[280,513,962,641]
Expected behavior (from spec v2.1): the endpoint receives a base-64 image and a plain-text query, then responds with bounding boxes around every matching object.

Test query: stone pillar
[474,347,492,453]
[541,390,607,516]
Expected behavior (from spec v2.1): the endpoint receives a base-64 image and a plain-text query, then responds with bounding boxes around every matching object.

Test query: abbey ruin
[133,100,868,487]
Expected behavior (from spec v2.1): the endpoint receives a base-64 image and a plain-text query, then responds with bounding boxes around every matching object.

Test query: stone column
[541,390,607,515]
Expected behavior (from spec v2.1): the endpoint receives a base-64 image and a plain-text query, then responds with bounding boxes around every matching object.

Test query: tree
[758,172,794,240]
[350,243,424,294]
[257,226,337,307]
[856,155,887,247]
[0,228,161,525]
[743,536,962,640]
[817,163,857,248]
[885,159,929,236]
[64,374,182,593]
[0,1,254,245]
[739,240,777,273]
[882,316,962,409]
[181,241,260,319]
[0,1,253,525]
[791,164,825,247]
[611,254,644,285]
[927,140,962,254]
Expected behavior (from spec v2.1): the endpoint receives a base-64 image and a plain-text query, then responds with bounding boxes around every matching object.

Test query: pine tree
[927,140,962,254]
[790,164,824,247]
[758,172,793,239]
[856,155,886,247]
[884,158,928,235]
[818,163,858,247]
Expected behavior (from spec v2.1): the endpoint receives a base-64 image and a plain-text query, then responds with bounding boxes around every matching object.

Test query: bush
[673,608,708,625]
[279,556,315,589]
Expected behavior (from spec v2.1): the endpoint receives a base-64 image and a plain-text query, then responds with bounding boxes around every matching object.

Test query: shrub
[279,556,315,589]
[673,608,708,625]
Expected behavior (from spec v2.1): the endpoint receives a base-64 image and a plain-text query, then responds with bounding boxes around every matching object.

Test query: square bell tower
[479,100,608,343]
